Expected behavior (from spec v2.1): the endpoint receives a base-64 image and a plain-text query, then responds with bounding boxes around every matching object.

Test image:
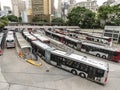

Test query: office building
[73,0,98,12]
[11,0,26,17]
[104,26,120,43]
[31,0,54,21]
[103,0,115,6]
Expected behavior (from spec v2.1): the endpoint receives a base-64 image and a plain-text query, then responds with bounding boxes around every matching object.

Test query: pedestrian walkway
[0,66,9,90]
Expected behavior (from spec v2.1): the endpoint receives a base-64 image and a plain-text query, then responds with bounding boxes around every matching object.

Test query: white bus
[6,31,15,48]
[31,40,109,85]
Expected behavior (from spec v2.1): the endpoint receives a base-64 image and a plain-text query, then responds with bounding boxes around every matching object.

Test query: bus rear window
[113,52,119,56]
[7,40,14,42]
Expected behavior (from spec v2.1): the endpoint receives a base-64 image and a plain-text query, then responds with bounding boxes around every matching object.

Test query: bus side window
[96,69,104,77]
[61,58,66,65]
[65,59,74,67]
[113,52,119,56]
[72,61,80,69]
[79,63,88,72]
[51,54,57,62]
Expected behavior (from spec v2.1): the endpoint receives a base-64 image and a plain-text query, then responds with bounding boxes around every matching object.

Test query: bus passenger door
[87,67,96,80]
[57,57,62,67]
[45,49,51,63]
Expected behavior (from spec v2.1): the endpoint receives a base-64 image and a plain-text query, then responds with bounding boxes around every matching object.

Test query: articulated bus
[45,30,120,62]
[0,33,4,55]
[81,42,120,62]
[31,40,109,85]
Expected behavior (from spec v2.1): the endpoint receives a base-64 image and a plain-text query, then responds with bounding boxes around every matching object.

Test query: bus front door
[87,67,96,80]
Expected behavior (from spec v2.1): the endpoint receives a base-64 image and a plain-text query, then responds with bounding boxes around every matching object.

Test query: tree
[98,4,120,27]
[0,16,9,29]
[51,17,65,24]
[67,7,96,28]
[7,15,19,22]
[0,22,5,28]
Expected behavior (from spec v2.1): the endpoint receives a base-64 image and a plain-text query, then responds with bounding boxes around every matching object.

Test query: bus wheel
[71,69,77,75]
[102,55,106,59]
[79,73,86,78]
[96,54,100,57]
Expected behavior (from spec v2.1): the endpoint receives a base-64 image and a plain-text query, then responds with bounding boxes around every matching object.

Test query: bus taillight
[105,77,107,82]
[0,50,2,54]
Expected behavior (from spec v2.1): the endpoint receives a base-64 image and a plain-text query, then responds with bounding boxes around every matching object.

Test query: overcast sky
[0,0,109,10]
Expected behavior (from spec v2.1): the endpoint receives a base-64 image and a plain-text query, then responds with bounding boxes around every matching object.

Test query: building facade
[103,0,115,6]
[73,0,98,12]
[11,0,26,17]
[110,0,120,6]
[3,6,12,15]
[103,26,120,43]
[28,0,54,21]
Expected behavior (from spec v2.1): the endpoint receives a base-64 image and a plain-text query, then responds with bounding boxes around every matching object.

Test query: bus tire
[79,72,86,78]
[102,55,106,59]
[96,54,100,57]
[71,69,77,75]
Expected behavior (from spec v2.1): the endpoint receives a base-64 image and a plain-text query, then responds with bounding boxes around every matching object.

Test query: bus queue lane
[0,48,120,89]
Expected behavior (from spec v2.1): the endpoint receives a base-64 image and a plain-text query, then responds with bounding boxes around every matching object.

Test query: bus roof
[48,37,63,45]
[23,32,31,36]
[53,32,64,37]
[32,40,52,49]
[82,42,119,51]
[65,36,81,43]
[32,33,49,41]
[46,30,64,37]
[51,49,108,71]
[26,35,37,40]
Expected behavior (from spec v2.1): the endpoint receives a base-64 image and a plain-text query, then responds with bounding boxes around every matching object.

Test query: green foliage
[7,15,19,22]
[32,16,47,23]
[0,16,9,28]
[67,7,96,28]
[98,4,120,26]
[0,22,5,28]
[0,19,8,26]
[51,17,65,24]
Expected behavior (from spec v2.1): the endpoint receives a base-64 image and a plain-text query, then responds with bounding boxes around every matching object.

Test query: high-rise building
[25,0,32,22]
[111,0,120,6]
[26,0,53,22]
[57,0,62,17]
[69,0,76,5]
[103,0,115,6]
[72,0,98,12]
[3,6,12,15]
[11,0,26,17]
